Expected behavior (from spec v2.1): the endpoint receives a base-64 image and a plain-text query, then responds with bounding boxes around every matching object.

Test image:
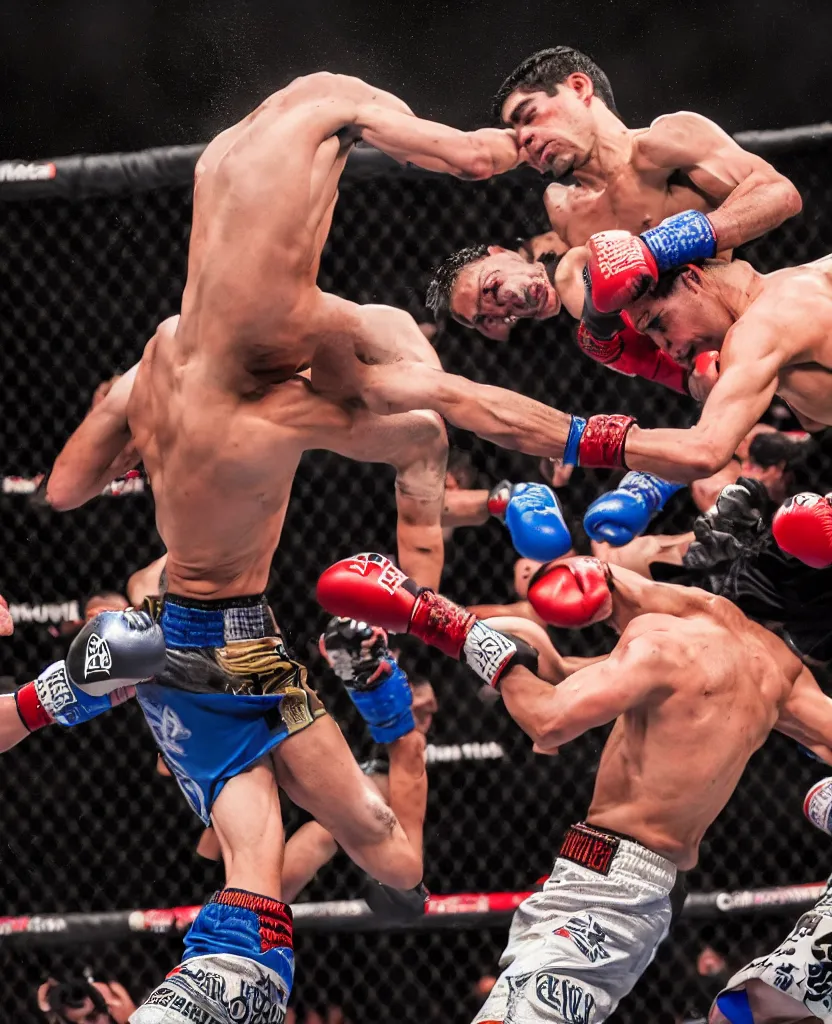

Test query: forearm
[281,821,339,903]
[386,729,427,853]
[623,424,733,483]
[358,105,515,179]
[442,488,489,527]
[708,174,802,252]
[397,524,444,592]
[0,696,30,753]
[499,664,569,748]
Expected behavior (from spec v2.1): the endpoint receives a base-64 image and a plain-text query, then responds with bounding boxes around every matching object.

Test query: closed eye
[647,314,665,333]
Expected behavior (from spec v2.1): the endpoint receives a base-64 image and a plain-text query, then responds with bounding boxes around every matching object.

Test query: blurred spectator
[37,976,136,1024]
[83,591,129,621]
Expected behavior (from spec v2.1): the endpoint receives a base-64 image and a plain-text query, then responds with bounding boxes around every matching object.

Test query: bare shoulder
[543,182,572,228]
[355,303,443,368]
[616,613,683,656]
[635,111,730,167]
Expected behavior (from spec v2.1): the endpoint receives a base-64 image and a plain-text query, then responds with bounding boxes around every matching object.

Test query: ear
[487,245,510,255]
[566,72,595,105]
[682,265,704,291]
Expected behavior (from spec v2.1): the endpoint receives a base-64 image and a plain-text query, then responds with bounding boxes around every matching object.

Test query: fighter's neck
[607,564,706,632]
[571,114,632,189]
[711,261,766,325]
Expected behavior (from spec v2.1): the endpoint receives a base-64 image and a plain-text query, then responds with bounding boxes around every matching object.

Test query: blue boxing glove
[488,481,572,562]
[583,472,683,546]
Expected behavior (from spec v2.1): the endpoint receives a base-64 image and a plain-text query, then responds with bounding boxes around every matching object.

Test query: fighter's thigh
[210,758,284,859]
[745,980,821,1024]
[272,716,396,844]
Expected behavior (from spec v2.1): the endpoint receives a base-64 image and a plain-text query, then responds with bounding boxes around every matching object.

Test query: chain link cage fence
[1,126,832,1022]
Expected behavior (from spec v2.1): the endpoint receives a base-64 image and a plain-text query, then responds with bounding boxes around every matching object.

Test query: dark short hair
[492,47,617,123]
[748,432,814,491]
[426,244,489,320]
[647,261,704,301]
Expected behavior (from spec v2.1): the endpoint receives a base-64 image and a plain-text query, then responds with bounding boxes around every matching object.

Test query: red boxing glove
[577,322,688,395]
[772,493,832,569]
[586,231,659,314]
[527,556,614,628]
[316,553,535,687]
[688,351,720,403]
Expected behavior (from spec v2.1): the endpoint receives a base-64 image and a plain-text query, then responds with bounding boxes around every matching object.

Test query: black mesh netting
[2,140,832,1022]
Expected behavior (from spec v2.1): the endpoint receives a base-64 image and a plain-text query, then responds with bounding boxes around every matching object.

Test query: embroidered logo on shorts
[84,634,112,677]
[533,972,597,1024]
[554,914,610,963]
[812,930,832,963]
[558,824,619,876]
[463,622,516,685]
[773,962,798,992]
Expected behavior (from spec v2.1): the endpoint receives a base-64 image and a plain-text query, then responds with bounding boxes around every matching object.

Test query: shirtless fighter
[315,551,832,1023]
[42,70,595,1022]
[428,46,799,394]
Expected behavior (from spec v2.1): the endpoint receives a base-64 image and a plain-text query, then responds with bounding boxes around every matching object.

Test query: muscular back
[128,318,309,597]
[587,591,801,868]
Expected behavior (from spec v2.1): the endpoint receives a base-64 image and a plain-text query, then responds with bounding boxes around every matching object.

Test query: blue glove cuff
[347,663,415,744]
[620,471,684,514]
[563,416,587,466]
[641,210,717,273]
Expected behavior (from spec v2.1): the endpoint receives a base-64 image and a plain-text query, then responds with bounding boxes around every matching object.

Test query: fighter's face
[627,269,733,369]
[450,248,561,340]
[501,81,596,177]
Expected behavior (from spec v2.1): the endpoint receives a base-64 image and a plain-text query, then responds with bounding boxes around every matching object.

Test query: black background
[2,0,831,159]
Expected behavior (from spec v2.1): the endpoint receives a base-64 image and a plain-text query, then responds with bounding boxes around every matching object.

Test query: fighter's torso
[586,599,799,869]
[545,144,716,251]
[128,317,311,598]
[746,256,832,425]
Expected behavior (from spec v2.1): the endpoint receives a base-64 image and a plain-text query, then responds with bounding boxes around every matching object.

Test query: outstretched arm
[775,665,832,765]
[638,112,802,252]
[361,361,574,458]
[353,91,520,180]
[46,365,139,511]
[499,628,672,753]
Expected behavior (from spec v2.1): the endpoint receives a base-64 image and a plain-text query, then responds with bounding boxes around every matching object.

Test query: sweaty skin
[501,565,832,870]
[449,76,800,336]
[621,255,832,481]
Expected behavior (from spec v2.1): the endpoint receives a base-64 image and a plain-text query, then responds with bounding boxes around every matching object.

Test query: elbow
[783,181,803,218]
[458,136,495,181]
[44,473,79,512]
[683,436,735,481]
[532,713,565,752]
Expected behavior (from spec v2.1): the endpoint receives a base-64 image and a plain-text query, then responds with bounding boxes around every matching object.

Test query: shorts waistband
[558,822,676,892]
[161,593,278,648]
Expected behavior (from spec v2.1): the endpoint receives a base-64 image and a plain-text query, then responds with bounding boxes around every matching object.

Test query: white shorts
[472,823,678,1024]
[714,879,832,1023]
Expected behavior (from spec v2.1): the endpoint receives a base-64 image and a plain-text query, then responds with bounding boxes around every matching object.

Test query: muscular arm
[389,414,448,591]
[46,365,139,511]
[499,628,672,753]
[361,361,573,458]
[638,112,802,252]
[442,488,489,528]
[624,320,782,481]
[353,93,520,180]
[775,665,832,765]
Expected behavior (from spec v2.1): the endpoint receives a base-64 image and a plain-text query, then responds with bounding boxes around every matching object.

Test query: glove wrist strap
[578,415,636,468]
[15,681,53,732]
[410,592,476,659]
[642,210,717,273]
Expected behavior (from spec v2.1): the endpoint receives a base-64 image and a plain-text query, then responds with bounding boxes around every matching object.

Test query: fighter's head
[426,245,561,340]
[493,47,618,176]
[626,262,735,369]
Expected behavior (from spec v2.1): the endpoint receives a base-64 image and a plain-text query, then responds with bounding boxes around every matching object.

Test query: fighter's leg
[273,717,425,890]
[131,762,294,1023]
[281,820,339,904]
